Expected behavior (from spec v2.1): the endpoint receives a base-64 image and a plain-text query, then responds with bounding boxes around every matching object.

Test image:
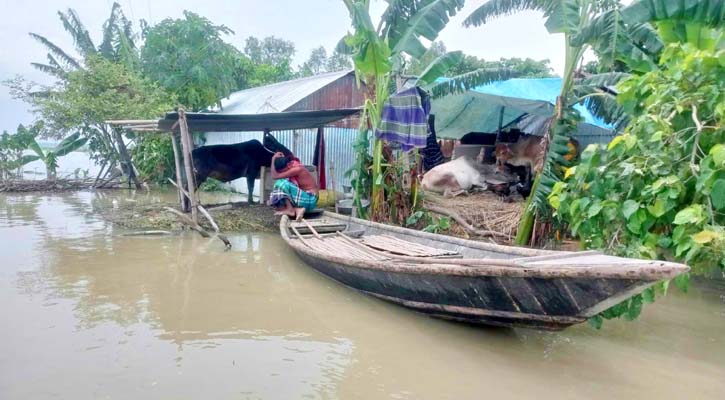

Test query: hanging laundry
[376,87,430,151]
[421,114,445,171]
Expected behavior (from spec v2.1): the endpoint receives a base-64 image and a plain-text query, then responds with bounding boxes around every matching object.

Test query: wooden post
[329,160,338,213]
[170,132,187,211]
[259,166,266,205]
[178,110,198,223]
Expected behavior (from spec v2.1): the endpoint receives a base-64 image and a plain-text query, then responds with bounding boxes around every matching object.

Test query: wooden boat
[280,212,689,330]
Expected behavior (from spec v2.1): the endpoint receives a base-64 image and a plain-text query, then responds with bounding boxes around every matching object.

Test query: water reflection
[1,191,724,399]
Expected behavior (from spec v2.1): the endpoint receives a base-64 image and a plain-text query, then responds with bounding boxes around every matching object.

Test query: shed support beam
[170,132,188,211]
[178,109,199,223]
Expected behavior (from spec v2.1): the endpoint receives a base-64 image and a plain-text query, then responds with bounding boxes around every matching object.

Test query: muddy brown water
[1,191,724,399]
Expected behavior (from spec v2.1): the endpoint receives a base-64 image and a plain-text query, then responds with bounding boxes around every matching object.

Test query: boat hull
[292,249,651,330]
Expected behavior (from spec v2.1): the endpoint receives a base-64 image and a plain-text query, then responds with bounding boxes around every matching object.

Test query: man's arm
[270,152,284,178]
[271,165,304,179]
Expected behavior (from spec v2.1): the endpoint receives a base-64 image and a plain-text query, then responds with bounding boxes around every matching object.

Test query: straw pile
[424,191,524,243]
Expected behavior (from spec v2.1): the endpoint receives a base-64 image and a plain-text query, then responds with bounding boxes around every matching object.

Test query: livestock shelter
[431,78,617,148]
[109,108,360,226]
[203,70,366,196]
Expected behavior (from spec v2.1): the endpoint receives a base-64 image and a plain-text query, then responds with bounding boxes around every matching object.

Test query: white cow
[421,157,487,197]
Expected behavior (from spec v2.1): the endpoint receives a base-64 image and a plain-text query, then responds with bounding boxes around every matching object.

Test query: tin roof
[158,109,360,132]
[218,70,354,114]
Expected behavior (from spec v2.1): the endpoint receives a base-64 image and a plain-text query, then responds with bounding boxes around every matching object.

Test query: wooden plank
[259,166,266,205]
[178,110,198,223]
[290,222,347,235]
[360,234,458,257]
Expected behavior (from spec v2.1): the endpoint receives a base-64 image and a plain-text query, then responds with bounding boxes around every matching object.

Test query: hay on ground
[424,191,524,244]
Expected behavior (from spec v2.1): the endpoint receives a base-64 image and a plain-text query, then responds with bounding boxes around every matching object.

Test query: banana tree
[21,132,88,180]
[341,0,525,220]
[341,0,464,219]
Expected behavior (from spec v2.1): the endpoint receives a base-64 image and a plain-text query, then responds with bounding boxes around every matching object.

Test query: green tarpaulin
[431,78,616,146]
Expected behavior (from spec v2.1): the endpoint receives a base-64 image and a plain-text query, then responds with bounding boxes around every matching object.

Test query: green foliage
[341,0,471,221]
[298,46,353,77]
[461,0,718,245]
[130,135,175,184]
[385,0,465,59]
[589,279,673,329]
[27,131,88,179]
[244,36,295,66]
[0,125,39,179]
[408,41,554,78]
[141,11,239,110]
[6,56,172,168]
[551,44,724,323]
[405,210,451,233]
[344,125,373,219]
[0,123,87,180]
[29,2,139,78]
[405,42,552,95]
[199,177,233,192]
[299,46,330,76]
[415,51,464,87]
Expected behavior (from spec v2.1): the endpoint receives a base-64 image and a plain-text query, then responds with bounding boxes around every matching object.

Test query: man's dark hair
[274,156,291,171]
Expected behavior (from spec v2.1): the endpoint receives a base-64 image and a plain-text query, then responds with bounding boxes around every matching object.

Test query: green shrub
[550,44,724,325]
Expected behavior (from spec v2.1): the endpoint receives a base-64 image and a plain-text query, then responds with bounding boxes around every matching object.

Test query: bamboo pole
[106,119,158,125]
[178,110,198,223]
[169,133,187,211]
[329,160,338,213]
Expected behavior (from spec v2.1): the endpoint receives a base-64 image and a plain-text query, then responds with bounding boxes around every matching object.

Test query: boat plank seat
[289,220,347,235]
[360,234,460,258]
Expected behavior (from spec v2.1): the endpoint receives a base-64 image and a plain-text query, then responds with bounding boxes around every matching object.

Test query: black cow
[192,134,292,204]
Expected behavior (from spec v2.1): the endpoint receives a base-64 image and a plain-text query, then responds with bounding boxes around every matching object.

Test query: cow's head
[263,132,293,157]
[494,143,514,170]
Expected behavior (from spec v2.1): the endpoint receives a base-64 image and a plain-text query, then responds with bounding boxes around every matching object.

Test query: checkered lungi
[268,178,318,211]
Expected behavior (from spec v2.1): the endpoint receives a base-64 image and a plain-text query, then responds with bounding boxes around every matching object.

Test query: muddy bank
[97,197,278,232]
[1,179,96,193]
[0,178,125,193]
[94,189,569,249]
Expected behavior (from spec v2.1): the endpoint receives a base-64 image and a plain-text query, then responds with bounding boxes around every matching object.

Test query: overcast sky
[0,0,564,133]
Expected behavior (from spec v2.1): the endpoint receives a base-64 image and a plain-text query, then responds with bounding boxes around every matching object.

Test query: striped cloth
[376,87,431,151]
[268,178,318,211]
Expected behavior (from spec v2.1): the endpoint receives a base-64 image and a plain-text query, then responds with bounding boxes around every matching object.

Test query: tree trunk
[109,126,141,189]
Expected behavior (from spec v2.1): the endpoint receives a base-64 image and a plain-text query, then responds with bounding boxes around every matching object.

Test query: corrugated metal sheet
[286,73,366,129]
[572,124,618,148]
[218,70,353,114]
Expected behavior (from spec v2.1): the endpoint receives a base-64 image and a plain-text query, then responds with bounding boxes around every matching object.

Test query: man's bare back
[294,168,318,194]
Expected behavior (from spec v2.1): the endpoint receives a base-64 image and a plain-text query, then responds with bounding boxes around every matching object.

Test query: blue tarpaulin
[431,78,616,144]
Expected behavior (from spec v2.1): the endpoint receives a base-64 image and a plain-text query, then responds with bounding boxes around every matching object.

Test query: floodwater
[1,191,724,400]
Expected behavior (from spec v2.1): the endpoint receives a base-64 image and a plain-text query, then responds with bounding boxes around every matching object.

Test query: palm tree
[463,0,723,245]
